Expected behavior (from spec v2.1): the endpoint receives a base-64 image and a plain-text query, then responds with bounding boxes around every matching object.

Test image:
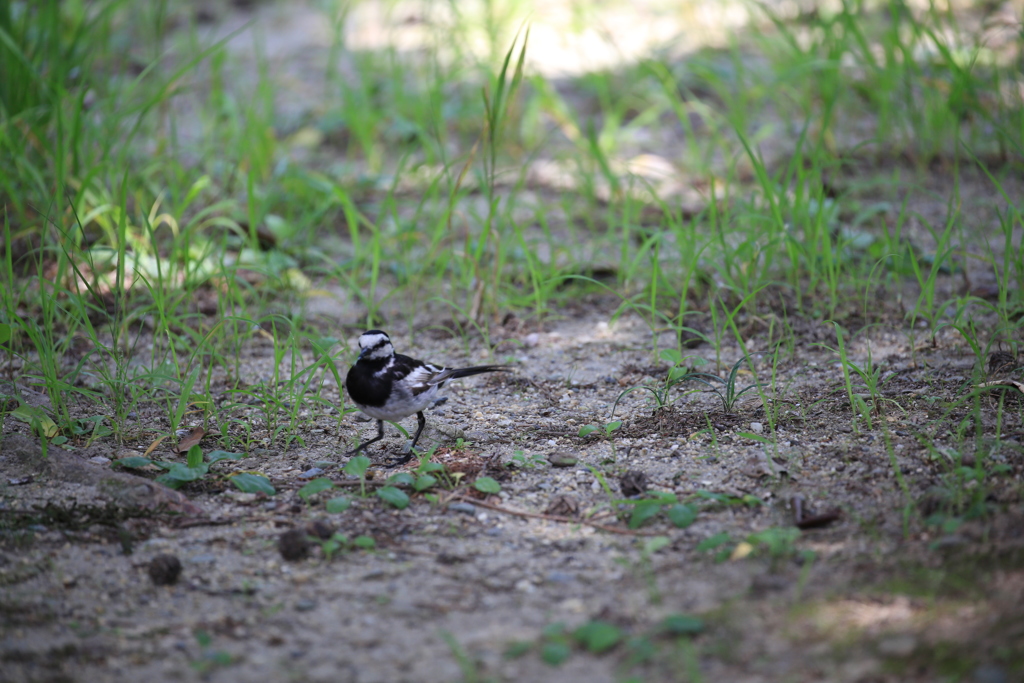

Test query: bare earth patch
[2,304,1022,683]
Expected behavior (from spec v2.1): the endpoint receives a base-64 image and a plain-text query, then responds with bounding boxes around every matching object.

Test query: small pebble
[974,664,1008,683]
[447,502,477,515]
[148,554,182,586]
[547,451,578,467]
[298,468,324,479]
[546,571,575,584]
[750,422,764,434]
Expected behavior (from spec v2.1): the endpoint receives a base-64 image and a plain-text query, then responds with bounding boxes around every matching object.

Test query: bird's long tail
[439,365,509,382]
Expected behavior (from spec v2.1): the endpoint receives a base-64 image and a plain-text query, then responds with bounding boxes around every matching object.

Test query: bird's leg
[409,411,427,449]
[384,411,426,468]
[347,420,385,456]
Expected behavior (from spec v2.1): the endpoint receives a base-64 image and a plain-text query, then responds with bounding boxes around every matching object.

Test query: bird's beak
[358,347,368,360]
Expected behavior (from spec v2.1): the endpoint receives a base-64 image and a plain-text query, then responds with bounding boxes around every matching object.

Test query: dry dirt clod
[278,528,311,561]
[796,509,842,529]
[547,451,579,467]
[306,519,335,540]
[545,493,580,517]
[618,470,649,497]
[148,554,182,586]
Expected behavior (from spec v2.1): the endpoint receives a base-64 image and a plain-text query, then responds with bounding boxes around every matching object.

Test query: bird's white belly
[356,385,439,422]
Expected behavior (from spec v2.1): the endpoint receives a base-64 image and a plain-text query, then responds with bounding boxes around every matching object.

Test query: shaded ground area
[3,0,1024,681]
[2,303,1023,682]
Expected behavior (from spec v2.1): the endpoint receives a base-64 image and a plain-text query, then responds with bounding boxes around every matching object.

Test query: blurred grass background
[1,0,1022,447]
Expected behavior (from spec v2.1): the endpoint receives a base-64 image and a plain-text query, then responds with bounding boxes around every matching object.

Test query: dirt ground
[3,1,1024,682]
[2,299,1023,683]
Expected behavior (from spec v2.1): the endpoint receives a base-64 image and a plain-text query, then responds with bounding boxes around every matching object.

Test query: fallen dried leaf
[976,379,1024,396]
[175,427,206,453]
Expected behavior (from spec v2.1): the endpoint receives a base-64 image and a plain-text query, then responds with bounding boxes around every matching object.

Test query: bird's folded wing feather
[403,364,450,393]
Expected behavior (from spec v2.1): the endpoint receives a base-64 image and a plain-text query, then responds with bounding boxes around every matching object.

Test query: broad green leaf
[207,450,246,465]
[352,535,375,549]
[540,641,571,666]
[325,496,351,513]
[0,322,11,344]
[604,420,622,434]
[667,503,698,528]
[113,456,155,469]
[155,463,208,489]
[387,472,415,486]
[418,462,445,473]
[661,614,704,635]
[696,532,731,552]
[573,620,622,653]
[659,348,683,364]
[629,501,662,529]
[377,486,409,509]
[12,404,58,438]
[230,473,275,495]
[649,490,678,504]
[413,474,437,492]
[344,455,371,478]
[473,476,501,494]
[578,425,598,437]
[298,477,334,502]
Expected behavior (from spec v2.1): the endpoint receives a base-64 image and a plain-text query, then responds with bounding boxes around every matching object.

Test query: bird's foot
[383,452,415,469]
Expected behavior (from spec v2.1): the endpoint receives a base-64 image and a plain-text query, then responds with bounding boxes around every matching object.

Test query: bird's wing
[401,362,450,394]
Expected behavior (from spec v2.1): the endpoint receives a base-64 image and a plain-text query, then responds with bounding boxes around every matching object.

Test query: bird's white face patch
[357,331,394,361]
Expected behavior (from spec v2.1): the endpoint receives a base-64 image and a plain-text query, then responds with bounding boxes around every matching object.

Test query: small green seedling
[508,450,547,469]
[344,455,371,497]
[578,421,621,438]
[319,532,376,561]
[114,446,270,494]
[676,357,761,414]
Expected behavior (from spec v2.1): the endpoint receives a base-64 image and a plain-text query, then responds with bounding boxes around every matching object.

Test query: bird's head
[356,330,394,361]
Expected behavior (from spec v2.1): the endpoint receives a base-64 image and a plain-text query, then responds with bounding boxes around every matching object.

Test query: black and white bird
[344,330,508,466]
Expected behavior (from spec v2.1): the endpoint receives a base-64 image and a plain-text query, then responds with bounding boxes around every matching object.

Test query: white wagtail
[344,330,508,465]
